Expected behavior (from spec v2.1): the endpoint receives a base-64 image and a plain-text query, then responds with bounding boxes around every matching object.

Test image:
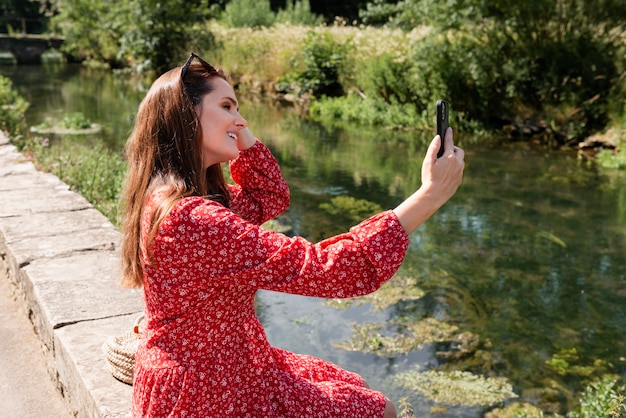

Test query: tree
[270,0,369,23]
[0,0,45,33]
[118,0,215,74]
[35,0,128,66]
[34,0,216,73]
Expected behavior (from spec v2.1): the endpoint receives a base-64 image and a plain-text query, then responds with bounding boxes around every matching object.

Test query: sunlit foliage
[358,0,626,145]
[36,0,215,73]
[0,74,28,135]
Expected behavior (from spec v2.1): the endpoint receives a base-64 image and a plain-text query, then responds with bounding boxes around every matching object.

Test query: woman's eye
[223,104,232,110]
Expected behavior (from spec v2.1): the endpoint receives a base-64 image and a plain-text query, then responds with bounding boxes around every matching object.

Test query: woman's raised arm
[393,128,465,234]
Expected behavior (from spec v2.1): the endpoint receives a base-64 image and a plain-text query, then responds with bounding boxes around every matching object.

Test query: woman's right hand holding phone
[393,127,465,234]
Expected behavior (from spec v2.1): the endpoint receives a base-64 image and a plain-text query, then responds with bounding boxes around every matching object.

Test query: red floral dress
[132,140,410,417]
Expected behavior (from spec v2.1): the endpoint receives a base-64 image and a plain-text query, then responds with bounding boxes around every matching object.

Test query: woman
[120,53,464,418]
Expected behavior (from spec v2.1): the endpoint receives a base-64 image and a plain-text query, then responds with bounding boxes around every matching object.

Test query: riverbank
[0,130,142,416]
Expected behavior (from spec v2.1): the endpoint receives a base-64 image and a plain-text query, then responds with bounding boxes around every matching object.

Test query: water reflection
[2,63,625,416]
[0,63,148,149]
[241,110,625,415]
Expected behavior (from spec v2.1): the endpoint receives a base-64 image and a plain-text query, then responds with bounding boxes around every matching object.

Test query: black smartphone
[436,99,449,158]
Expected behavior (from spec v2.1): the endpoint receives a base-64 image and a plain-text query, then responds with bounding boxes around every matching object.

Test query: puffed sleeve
[153,198,410,299]
[228,140,290,225]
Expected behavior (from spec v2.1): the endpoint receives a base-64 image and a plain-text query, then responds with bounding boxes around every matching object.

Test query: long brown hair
[120,61,230,288]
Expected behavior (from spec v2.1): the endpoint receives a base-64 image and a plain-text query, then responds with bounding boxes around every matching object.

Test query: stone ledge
[0,131,143,417]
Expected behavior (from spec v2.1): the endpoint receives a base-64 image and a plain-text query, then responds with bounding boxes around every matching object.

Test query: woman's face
[195,77,247,168]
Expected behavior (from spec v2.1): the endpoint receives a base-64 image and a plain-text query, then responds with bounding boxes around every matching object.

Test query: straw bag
[102,315,144,385]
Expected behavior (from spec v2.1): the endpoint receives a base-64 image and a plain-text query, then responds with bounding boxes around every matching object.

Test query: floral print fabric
[132,141,410,417]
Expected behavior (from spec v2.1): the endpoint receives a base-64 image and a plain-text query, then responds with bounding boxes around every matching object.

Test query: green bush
[360,0,425,29]
[220,0,275,28]
[278,31,350,98]
[309,94,423,131]
[275,0,323,26]
[219,0,322,28]
[0,75,29,136]
[357,0,626,145]
[61,112,92,130]
[355,52,417,105]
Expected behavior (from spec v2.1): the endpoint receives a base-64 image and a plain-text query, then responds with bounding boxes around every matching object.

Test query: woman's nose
[235,113,247,129]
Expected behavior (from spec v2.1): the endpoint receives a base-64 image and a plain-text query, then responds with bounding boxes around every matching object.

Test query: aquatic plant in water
[546,347,610,380]
[323,275,424,312]
[569,376,626,418]
[394,368,518,407]
[319,195,383,224]
[333,317,475,357]
[31,112,101,135]
[485,401,545,417]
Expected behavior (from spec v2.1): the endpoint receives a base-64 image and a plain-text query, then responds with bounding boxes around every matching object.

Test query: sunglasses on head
[180,52,216,80]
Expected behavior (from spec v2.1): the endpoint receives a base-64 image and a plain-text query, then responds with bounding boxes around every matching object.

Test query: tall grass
[208,21,427,92]
[12,135,126,225]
